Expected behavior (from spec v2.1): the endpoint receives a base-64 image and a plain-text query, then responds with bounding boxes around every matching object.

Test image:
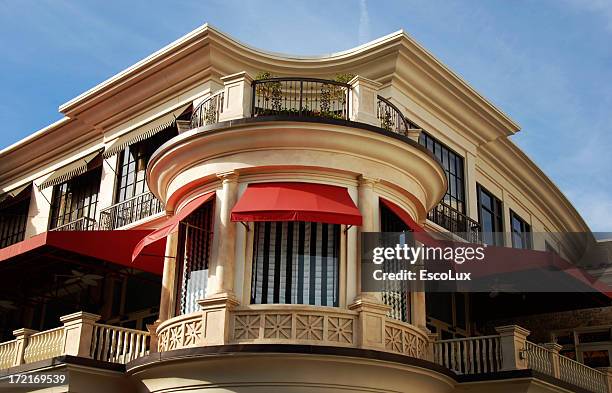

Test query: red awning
[231,182,362,226]
[131,192,215,261]
[380,198,443,246]
[380,198,611,298]
[0,230,165,275]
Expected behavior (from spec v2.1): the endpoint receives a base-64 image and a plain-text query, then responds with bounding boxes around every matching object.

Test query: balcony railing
[434,335,502,375]
[190,90,224,129]
[0,312,150,370]
[376,95,420,136]
[435,329,611,393]
[50,216,97,232]
[98,191,164,230]
[251,77,350,120]
[427,202,481,243]
[524,341,609,393]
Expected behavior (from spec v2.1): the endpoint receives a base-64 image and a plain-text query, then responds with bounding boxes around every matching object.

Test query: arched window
[250,221,340,306]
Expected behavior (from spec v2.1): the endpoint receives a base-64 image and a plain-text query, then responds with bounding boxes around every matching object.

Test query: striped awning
[38,149,104,190]
[0,183,32,207]
[103,103,191,158]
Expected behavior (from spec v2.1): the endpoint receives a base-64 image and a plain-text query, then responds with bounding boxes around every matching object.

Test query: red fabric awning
[380,198,443,246]
[231,182,362,226]
[0,230,165,275]
[380,198,611,297]
[131,192,215,261]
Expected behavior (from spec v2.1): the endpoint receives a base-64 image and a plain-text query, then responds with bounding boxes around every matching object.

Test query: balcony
[251,77,350,120]
[427,201,481,243]
[0,312,150,369]
[434,328,611,393]
[187,74,422,140]
[190,90,224,129]
[1,307,610,393]
[50,216,97,232]
[98,191,164,230]
[156,301,429,359]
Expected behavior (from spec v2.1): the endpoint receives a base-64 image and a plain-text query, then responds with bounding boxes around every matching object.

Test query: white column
[218,72,253,121]
[465,151,478,221]
[158,230,179,322]
[25,183,53,237]
[354,176,380,302]
[97,155,117,228]
[348,76,382,126]
[207,171,239,299]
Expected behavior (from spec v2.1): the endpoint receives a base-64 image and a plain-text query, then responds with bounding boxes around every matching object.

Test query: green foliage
[255,71,275,80]
[334,73,356,84]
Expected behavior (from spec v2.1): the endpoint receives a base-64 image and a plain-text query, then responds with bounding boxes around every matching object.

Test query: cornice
[55,24,518,139]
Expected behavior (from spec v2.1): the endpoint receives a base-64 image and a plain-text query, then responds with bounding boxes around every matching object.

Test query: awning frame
[38,148,104,189]
[230,182,363,226]
[103,103,191,158]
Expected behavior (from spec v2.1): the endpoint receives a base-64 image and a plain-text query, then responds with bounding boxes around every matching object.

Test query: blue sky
[0,0,611,231]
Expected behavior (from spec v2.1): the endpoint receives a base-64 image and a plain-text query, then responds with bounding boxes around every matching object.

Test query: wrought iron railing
[99,191,164,230]
[251,77,350,120]
[427,202,481,243]
[377,95,420,136]
[50,216,97,231]
[190,90,224,129]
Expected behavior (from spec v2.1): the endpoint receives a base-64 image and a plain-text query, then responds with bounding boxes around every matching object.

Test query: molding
[146,118,447,219]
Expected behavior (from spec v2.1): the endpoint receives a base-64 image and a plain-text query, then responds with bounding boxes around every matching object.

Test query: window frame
[112,126,178,205]
[48,168,101,230]
[510,209,532,249]
[419,132,466,214]
[476,184,504,246]
[0,197,30,248]
[250,220,341,307]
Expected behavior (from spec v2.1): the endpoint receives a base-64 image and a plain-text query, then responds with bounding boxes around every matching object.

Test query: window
[380,202,411,323]
[477,184,504,246]
[49,168,101,230]
[251,221,340,306]
[426,292,470,338]
[176,201,215,315]
[419,132,465,213]
[510,210,531,249]
[115,127,177,203]
[0,198,29,248]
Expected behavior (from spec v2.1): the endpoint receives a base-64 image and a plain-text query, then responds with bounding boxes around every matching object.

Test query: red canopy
[380,197,443,246]
[0,230,165,275]
[380,198,611,297]
[231,182,362,226]
[131,192,215,261]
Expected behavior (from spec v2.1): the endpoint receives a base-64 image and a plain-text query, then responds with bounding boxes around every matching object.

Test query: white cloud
[359,0,371,44]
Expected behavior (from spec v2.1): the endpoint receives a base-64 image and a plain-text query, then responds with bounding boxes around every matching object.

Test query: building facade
[0,24,611,393]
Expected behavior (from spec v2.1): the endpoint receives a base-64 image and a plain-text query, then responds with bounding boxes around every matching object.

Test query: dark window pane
[251,221,340,307]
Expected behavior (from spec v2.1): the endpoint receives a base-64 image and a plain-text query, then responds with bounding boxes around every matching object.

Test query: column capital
[357,175,379,188]
[220,71,254,85]
[217,170,239,183]
[348,75,383,90]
